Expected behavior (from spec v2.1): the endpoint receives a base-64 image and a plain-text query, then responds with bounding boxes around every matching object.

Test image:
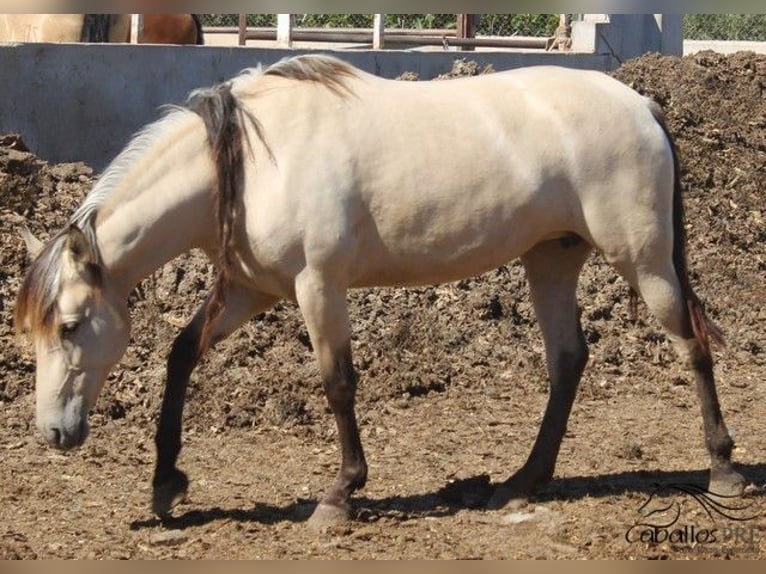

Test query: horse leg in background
[294,270,367,527]
[488,238,592,509]
[152,286,278,516]
[624,259,744,496]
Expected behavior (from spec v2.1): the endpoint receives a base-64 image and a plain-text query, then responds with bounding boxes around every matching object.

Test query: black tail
[649,101,724,357]
[191,14,204,45]
[81,14,113,43]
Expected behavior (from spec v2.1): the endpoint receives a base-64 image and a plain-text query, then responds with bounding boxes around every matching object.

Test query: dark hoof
[486,470,545,511]
[307,502,351,530]
[486,485,530,511]
[709,468,746,498]
[152,468,189,517]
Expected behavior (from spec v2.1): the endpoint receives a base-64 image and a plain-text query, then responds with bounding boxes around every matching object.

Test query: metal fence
[684,14,766,41]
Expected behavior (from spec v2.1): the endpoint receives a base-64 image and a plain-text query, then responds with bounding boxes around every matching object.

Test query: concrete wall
[572,14,683,60]
[685,40,766,55]
[0,14,690,170]
[0,43,613,170]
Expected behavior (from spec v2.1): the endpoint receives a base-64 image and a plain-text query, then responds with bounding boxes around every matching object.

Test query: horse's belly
[346,176,580,287]
[350,223,552,288]
[352,253,517,288]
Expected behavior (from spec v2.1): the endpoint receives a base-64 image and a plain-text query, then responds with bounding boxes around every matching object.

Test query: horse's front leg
[152,286,277,516]
[295,271,367,527]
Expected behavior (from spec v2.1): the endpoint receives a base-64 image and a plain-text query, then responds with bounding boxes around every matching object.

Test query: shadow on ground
[130,462,766,530]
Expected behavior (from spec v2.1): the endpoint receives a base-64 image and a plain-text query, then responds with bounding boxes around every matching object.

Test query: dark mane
[186,82,267,354]
[263,54,359,96]
[16,56,350,346]
[183,56,357,352]
[186,57,358,353]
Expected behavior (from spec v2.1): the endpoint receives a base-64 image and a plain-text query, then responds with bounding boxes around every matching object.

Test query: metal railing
[201,14,568,51]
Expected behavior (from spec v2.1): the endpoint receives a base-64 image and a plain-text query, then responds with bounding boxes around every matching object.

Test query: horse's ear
[65,225,97,267]
[21,225,44,259]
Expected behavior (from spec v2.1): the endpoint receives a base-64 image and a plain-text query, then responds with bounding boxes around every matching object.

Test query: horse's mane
[189,54,359,353]
[16,54,359,343]
[260,54,359,96]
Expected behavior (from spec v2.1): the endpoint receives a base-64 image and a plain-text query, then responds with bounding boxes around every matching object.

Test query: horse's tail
[649,101,724,358]
[81,14,112,43]
[191,14,204,45]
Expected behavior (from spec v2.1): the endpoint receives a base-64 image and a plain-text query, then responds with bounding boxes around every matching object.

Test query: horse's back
[235,63,671,289]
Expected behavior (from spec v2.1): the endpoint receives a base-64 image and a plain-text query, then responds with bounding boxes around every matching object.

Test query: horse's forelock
[16,105,198,342]
[15,225,104,341]
[15,235,66,341]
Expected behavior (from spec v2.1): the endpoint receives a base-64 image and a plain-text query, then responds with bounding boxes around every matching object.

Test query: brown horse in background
[140,14,204,45]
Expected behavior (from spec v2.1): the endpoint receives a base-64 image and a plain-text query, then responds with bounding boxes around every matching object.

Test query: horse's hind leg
[152,286,278,516]
[294,271,367,528]
[489,238,591,509]
[619,259,744,495]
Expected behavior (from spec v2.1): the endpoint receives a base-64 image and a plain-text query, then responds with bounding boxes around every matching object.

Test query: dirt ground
[0,51,764,559]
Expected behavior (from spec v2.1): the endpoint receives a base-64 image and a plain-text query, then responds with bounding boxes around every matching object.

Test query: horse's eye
[60,321,80,337]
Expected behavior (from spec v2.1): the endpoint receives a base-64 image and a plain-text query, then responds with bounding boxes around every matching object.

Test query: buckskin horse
[0,14,128,42]
[0,14,203,44]
[15,55,743,526]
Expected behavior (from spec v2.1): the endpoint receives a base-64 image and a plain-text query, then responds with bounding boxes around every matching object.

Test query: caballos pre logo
[625,483,761,552]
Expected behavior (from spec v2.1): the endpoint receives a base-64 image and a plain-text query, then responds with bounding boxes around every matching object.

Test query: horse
[0,14,203,45]
[140,14,204,45]
[0,14,129,43]
[15,54,743,526]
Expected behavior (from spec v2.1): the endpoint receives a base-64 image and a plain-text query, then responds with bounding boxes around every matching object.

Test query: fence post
[373,14,385,49]
[238,14,247,46]
[277,14,293,47]
[457,14,476,51]
[130,14,143,44]
[548,14,572,51]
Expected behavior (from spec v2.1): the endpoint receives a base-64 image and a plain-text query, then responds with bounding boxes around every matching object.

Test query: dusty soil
[1,52,764,559]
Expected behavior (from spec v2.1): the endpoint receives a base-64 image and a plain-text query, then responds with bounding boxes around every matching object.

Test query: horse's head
[16,225,130,450]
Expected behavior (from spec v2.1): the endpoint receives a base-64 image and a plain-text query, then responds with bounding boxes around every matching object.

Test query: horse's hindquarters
[0,14,84,42]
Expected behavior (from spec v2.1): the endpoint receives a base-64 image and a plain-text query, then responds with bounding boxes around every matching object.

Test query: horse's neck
[95,132,216,298]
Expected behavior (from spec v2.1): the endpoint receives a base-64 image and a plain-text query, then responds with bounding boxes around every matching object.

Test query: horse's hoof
[486,486,529,511]
[709,468,745,498]
[307,502,351,530]
[152,468,189,517]
[486,472,540,511]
